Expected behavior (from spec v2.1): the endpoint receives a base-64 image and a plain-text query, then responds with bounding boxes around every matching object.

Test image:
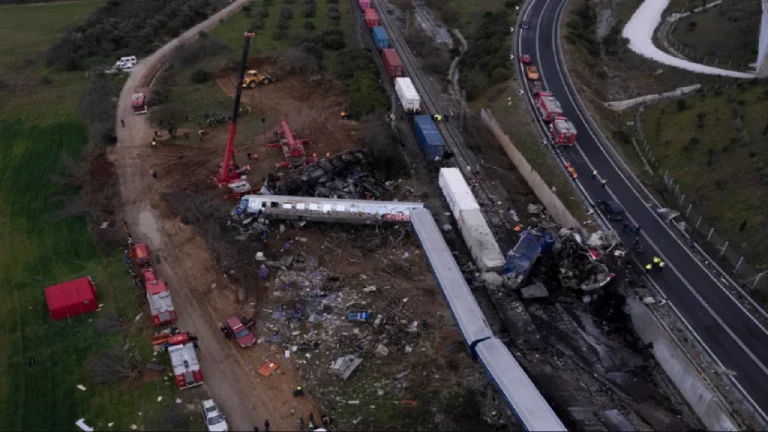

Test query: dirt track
[109,1,320,430]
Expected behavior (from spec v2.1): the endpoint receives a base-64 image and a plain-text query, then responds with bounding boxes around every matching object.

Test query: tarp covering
[45,276,97,321]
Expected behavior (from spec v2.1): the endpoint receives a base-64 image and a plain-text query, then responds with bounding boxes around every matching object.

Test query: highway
[518,0,768,421]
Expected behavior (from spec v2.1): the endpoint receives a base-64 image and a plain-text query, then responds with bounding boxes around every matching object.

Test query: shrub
[264,0,273,4]
[243,3,252,16]
[676,99,687,111]
[304,4,316,17]
[304,21,316,30]
[276,17,291,30]
[259,8,269,17]
[250,19,265,30]
[282,0,295,3]
[321,28,345,49]
[272,30,288,40]
[688,136,700,146]
[190,69,210,83]
[300,42,324,61]
[327,6,340,20]
[326,0,338,3]
[303,0,316,3]
[280,6,293,19]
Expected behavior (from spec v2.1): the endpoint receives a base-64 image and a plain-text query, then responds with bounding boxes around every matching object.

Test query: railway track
[372,0,516,240]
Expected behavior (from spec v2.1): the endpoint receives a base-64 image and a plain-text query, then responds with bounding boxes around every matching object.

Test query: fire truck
[167,332,203,389]
[535,91,564,122]
[132,92,148,115]
[146,278,177,326]
[549,116,577,145]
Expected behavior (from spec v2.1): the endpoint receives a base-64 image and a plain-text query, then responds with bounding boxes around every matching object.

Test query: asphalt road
[518,0,768,419]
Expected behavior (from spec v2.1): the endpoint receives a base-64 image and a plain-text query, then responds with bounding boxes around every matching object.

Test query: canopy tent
[45,276,98,321]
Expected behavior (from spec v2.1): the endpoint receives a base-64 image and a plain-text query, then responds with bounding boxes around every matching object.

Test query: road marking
[533,0,768,410]
[545,0,768,328]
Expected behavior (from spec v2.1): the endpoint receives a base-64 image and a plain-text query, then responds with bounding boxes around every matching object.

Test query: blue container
[413,115,445,160]
[371,26,391,50]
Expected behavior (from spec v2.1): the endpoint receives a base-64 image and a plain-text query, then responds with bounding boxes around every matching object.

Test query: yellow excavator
[242,70,276,88]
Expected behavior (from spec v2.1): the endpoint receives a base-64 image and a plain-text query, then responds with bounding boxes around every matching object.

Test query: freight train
[358,1,444,160]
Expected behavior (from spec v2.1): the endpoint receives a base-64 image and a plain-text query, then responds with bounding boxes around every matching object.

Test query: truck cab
[224,316,256,348]
[131,243,152,267]
[132,92,148,115]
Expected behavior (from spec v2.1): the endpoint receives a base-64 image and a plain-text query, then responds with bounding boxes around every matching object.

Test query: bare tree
[87,349,140,384]
[96,312,124,335]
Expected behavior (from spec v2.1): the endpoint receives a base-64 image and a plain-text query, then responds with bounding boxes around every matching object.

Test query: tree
[190,68,211,83]
[87,349,140,384]
[300,42,324,61]
[280,6,293,19]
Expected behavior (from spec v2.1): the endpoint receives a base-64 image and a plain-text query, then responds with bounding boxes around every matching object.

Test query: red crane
[267,119,316,169]
[214,32,254,188]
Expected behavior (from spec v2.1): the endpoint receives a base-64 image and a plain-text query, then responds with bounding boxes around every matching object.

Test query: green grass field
[640,83,768,267]
[0,1,184,430]
[0,0,102,68]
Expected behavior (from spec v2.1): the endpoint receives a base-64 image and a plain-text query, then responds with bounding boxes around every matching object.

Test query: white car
[201,399,229,432]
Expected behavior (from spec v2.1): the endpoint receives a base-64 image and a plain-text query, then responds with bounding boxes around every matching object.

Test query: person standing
[264,420,270,432]
[121,119,125,128]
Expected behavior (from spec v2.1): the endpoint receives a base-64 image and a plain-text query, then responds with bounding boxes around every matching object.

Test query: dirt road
[110,1,318,430]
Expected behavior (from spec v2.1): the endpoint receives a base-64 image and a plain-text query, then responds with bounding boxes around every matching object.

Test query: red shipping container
[358,0,371,9]
[365,8,379,29]
[381,48,403,79]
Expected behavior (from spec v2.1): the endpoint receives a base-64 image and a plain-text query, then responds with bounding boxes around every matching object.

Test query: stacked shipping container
[371,26,391,49]
[413,115,445,160]
[381,48,403,79]
[364,8,379,28]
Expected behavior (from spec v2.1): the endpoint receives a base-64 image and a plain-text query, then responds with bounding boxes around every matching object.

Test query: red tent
[45,276,98,321]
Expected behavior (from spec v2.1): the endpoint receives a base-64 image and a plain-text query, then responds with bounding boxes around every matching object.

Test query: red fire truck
[535,91,564,122]
[550,116,577,145]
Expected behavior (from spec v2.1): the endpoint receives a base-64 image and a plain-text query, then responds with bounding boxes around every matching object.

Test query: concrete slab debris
[520,282,549,299]
[329,355,362,380]
[375,344,389,357]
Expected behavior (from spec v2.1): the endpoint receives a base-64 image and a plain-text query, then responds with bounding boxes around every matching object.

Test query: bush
[300,42,324,61]
[676,98,688,111]
[264,0,273,4]
[280,6,293,19]
[322,34,345,49]
[250,19,265,30]
[327,6,340,20]
[326,0,338,3]
[190,69,211,83]
[303,0,316,3]
[277,17,291,30]
[279,49,320,73]
[260,8,269,17]
[361,112,408,179]
[282,0,295,3]
[243,3,252,16]
[304,4,316,17]
[304,21,316,30]
[272,30,288,40]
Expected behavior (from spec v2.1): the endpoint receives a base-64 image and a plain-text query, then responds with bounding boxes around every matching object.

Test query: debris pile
[262,150,394,200]
[554,229,616,292]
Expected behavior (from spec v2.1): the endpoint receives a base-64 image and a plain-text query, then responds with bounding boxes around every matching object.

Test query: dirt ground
[111,43,502,431]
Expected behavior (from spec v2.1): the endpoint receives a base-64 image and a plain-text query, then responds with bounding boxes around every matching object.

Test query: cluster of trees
[564,1,599,58]
[46,0,227,70]
[335,49,387,118]
[459,11,512,100]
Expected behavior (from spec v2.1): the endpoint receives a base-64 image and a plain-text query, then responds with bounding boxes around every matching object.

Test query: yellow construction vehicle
[242,70,276,88]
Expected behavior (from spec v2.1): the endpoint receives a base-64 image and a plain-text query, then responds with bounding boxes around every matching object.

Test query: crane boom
[215,32,254,186]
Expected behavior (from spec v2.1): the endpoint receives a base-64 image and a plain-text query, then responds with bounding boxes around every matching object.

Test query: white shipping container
[458,208,505,272]
[439,168,480,220]
[395,78,421,112]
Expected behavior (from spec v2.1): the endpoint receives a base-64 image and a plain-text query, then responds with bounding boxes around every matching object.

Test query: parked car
[520,54,532,64]
[201,399,229,432]
[224,316,256,348]
[596,200,626,221]
[521,21,531,30]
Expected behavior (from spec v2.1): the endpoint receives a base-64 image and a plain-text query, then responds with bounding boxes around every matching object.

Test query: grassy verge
[0,1,183,429]
[473,82,589,224]
[671,0,759,70]
[639,82,768,268]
